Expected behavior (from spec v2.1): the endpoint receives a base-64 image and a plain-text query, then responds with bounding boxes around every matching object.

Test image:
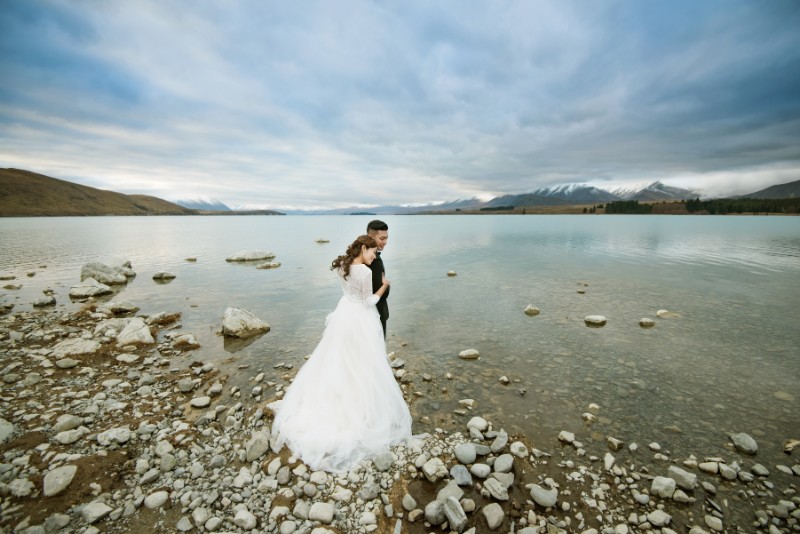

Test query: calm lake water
[2,215,799,470]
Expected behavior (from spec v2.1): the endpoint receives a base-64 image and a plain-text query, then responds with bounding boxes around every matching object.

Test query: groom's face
[372,230,388,252]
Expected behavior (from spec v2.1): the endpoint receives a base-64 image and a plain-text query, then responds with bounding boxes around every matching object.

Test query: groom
[367,220,390,337]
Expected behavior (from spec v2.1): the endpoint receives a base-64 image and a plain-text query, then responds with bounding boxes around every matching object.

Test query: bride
[271,235,412,472]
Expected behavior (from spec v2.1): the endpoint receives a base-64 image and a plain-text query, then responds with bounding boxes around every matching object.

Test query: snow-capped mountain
[530,183,622,203]
[175,198,231,211]
[607,181,699,201]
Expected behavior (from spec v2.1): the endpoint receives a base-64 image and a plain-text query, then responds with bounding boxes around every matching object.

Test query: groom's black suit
[369,251,389,337]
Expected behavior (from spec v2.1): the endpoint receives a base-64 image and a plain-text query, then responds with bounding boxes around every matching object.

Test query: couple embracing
[271,220,412,472]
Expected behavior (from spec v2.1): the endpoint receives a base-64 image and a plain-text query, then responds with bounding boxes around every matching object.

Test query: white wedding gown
[271,264,412,472]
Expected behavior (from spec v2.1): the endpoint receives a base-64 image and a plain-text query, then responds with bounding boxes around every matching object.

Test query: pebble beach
[1,263,799,534]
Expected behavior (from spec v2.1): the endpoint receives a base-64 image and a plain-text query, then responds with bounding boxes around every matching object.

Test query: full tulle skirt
[271,296,412,472]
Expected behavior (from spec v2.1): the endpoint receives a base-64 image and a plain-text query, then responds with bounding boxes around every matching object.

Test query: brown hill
[0,168,196,216]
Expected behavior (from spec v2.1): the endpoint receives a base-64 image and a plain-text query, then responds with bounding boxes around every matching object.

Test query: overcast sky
[2,1,799,209]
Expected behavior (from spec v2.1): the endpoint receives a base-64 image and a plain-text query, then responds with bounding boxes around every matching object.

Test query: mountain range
[2,168,798,216]
[0,168,195,217]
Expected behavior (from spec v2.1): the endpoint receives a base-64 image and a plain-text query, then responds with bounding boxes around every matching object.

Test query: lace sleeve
[358,267,380,306]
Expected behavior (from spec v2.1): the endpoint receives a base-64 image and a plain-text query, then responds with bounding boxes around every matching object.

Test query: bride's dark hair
[331,235,377,279]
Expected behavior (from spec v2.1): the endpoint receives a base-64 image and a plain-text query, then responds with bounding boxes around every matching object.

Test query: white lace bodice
[338,264,379,306]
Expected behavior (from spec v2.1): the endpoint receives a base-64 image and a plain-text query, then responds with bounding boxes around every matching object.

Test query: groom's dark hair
[367,220,388,233]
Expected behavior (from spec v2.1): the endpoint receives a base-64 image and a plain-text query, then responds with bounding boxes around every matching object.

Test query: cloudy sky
[2,1,799,209]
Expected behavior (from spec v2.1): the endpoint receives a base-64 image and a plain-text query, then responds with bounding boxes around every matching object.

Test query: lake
[1,214,799,477]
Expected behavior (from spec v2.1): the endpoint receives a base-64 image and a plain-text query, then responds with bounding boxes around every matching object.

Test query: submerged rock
[80,262,128,285]
[584,315,607,327]
[222,307,270,338]
[69,278,112,299]
[524,305,540,316]
[226,250,276,262]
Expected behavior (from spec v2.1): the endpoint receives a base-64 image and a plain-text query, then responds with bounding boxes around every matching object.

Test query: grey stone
[117,317,154,346]
[651,476,676,498]
[424,499,446,525]
[308,502,335,524]
[43,465,77,496]
[667,465,697,490]
[81,502,112,524]
[730,432,758,454]
[455,443,476,464]
[222,307,270,338]
[233,509,257,530]
[530,484,558,508]
[443,497,468,532]
[144,491,170,509]
[648,510,672,527]
[493,453,513,473]
[483,477,509,501]
[0,418,15,444]
[450,464,473,486]
[482,503,505,530]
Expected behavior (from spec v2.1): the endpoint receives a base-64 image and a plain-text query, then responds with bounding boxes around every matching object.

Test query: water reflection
[1,215,799,481]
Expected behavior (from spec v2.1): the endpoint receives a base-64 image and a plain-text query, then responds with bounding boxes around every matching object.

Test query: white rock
[584,315,607,327]
[233,509,257,530]
[52,338,100,358]
[530,484,558,508]
[97,426,131,446]
[69,277,112,299]
[467,417,488,431]
[667,465,698,490]
[422,457,448,483]
[524,305,540,316]
[81,262,128,285]
[246,429,271,461]
[117,317,154,346]
[648,510,672,527]
[509,441,528,458]
[144,491,170,509]
[459,349,480,360]
[482,502,505,529]
[43,465,77,496]
[53,414,83,433]
[651,476,676,499]
[226,250,276,262]
[455,443,477,464]
[0,418,15,444]
[81,502,113,524]
[309,502,335,524]
[190,396,211,408]
[730,432,758,454]
[639,318,655,328]
[222,307,270,338]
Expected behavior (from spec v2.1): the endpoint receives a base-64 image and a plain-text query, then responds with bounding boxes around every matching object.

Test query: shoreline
[1,292,799,533]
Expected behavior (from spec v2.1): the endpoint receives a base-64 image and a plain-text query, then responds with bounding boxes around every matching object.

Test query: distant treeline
[685,197,800,214]
[604,201,653,214]
[479,205,515,212]
[603,198,800,215]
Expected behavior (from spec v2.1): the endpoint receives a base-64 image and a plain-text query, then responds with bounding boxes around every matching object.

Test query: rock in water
[80,262,128,285]
[222,307,270,338]
[730,432,758,454]
[226,250,276,262]
[117,317,154,346]
[524,305,540,316]
[459,349,480,360]
[584,315,607,327]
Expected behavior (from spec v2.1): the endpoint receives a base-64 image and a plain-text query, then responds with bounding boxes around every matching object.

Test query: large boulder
[81,262,128,285]
[117,317,154,346]
[69,278,112,299]
[52,338,101,358]
[226,250,276,262]
[222,308,270,338]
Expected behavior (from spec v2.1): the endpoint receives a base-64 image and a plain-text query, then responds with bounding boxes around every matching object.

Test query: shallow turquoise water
[1,214,799,466]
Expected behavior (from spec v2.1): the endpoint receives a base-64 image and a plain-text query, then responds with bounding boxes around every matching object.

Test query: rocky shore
[1,266,799,533]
